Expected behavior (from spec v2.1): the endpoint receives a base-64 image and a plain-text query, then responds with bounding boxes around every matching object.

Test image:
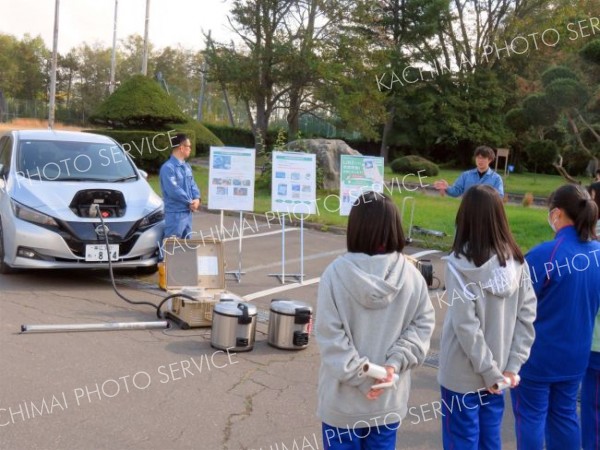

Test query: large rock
[286,139,361,190]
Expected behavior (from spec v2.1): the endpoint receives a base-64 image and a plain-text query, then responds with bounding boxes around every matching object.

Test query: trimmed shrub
[581,39,600,65]
[168,118,223,155]
[204,124,255,148]
[505,108,530,134]
[83,128,195,173]
[90,75,187,129]
[203,124,280,149]
[589,87,600,114]
[541,66,579,87]
[562,143,597,176]
[390,155,439,176]
[522,94,559,127]
[524,140,559,174]
[545,78,588,110]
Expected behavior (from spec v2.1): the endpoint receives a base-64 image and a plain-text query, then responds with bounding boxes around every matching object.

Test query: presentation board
[271,151,316,215]
[339,155,385,216]
[208,147,255,212]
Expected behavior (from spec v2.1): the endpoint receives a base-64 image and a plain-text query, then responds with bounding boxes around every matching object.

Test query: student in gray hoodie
[438,185,537,450]
[316,191,435,450]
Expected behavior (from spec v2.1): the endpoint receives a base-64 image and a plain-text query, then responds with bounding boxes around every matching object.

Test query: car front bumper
[5,216,163,269]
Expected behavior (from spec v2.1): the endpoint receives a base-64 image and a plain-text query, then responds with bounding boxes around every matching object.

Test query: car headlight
[139,206,164,229]
[10,199,59,227]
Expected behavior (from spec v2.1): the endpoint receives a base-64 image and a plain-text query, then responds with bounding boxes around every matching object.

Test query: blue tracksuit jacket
[446,168,504,198]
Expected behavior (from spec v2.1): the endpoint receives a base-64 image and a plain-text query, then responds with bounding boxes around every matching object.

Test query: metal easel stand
[402,196,416,243]
[222,210,246,283]
[268,213,305,285]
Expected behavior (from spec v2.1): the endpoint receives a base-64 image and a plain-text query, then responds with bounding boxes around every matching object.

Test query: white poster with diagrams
[208,147,256,211]
[271,151,317,215]
[339,155,385,216]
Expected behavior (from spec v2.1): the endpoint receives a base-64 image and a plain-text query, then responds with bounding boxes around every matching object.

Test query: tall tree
[207,0,297,150]
[153,46,204,116]
[117,35,156,82]
[346,0,450,161]
[57,51,79,108]
[75,43,112,120]
[0,34,49,100]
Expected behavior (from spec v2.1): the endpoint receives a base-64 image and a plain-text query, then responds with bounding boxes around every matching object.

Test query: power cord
[95,204,197,319]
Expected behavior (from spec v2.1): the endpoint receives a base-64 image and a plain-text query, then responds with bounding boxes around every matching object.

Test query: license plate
[85,244,119,262]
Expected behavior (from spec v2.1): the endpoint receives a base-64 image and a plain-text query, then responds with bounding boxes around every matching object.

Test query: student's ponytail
[575,198,598,241]
[549,185,598,241]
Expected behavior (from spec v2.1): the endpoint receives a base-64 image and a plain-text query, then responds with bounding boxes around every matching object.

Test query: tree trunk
[244,99,257,137]
[66,74,72,109]
[255,100,269,152]
[287,89,301,139]
[576,109,600,143]
[567,111,594,158]
[380,104,396,163]
[221,86,235,127]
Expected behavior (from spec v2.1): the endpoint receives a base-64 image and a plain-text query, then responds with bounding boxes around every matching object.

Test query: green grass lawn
[385,166,590,198]
[149,166,554,253]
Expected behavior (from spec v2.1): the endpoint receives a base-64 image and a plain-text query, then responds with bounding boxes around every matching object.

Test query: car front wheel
[0,218,15,274]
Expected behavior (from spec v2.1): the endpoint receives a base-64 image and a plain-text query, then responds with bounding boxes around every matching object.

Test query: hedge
[390,155,439,176]
[83,128,195,173]
[168,118,223,155]
[204,124,255,148]
[203,124,281,149]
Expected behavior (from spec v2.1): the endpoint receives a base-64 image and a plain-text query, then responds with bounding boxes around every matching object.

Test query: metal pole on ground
[21,321,169,334]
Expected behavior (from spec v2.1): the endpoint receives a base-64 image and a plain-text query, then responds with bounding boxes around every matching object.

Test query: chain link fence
[0,98,86,125]
[0,95,359,141]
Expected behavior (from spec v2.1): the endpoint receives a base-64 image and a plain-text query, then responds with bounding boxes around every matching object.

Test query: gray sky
[0,0,234,53]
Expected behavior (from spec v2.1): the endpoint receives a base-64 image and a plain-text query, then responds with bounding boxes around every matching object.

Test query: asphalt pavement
[0,210,520,450]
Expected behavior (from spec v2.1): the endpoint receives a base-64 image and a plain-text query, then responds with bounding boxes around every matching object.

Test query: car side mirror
[139,169,148,180]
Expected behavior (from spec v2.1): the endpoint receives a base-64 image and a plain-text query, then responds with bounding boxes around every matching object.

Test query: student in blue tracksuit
[511,184,600,450]
[582,182,600,450]
[159,133,201,244]
[434,146,504,198]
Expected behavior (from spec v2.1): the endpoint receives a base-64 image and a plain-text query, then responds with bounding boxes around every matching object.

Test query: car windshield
[15,139,137,182]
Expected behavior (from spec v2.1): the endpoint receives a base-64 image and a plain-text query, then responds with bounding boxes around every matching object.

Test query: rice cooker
[268,299,313,350]
[211,300,257,352]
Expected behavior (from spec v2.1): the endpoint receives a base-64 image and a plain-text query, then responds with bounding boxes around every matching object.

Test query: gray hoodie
[438,253,537,393]
[315,252,435,428]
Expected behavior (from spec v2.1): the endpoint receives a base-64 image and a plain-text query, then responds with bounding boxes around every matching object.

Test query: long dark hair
[347,191,405,255]
[588,182,600,222]
[452,185,524,267]
[550,184,598,241]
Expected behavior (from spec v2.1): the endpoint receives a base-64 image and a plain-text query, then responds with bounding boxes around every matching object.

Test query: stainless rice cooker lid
[214,300,257,318]
[270,299,312,315]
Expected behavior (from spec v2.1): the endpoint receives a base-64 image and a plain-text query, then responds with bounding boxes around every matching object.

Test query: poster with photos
[271,151,316,215]
[339,155,385,216]
[208,146,255,211]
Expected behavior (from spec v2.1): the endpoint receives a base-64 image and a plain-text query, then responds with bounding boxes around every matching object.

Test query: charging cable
[94,204,196,319]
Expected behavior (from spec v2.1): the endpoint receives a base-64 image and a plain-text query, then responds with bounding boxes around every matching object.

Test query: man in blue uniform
[434,146,504,198]
[159,133,200,244]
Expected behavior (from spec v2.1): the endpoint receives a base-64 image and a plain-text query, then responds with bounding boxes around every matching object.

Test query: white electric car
[0,130,164,273]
